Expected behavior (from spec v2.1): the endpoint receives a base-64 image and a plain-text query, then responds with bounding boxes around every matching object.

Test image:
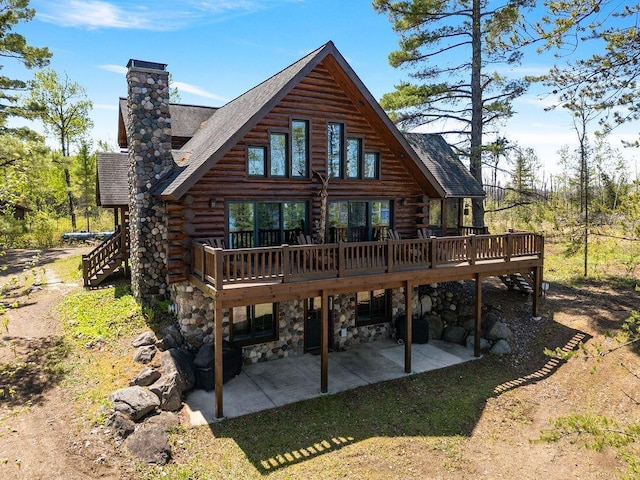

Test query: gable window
[364,152,379,179]
[327,122,343,178]
[327,199,391,242]
[231,303,278,345]
[270,132,288,177]
[248,146,267,177]
[228,201,308,248]
[356,289,389,325]
[346,138,362,179]
[291,120,308,178]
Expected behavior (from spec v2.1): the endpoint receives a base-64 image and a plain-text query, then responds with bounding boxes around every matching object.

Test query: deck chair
[296,233,313,245]
[205,237,226,248]
[387,229,401,240]
[417,228,433,239]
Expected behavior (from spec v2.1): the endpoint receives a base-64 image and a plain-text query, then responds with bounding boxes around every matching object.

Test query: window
[364,152,379,179]
[248,146,266,177]
[327,200,391,242]
[231,303,277,345]
[327,122,343,178]
[270,133,287,177]
[228,201,308,248]
[291,120,308,178]
[356,289,389,325]
[346,138,362,178]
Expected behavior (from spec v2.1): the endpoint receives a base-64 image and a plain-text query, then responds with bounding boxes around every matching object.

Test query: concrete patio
[185,339,480,424]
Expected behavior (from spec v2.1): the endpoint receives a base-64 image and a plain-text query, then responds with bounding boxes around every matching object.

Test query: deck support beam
[214,298,224,419]
[474,273,482,358]
[532,266,542,318]
[404,281,412,373]
[321,291,329,393]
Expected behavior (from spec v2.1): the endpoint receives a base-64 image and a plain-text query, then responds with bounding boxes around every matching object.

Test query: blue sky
[10,0,639,180]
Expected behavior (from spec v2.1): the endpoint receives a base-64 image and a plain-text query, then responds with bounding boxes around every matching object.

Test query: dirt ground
[0,247,637,479]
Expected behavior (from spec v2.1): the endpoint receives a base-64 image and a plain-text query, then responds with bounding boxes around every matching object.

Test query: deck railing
[192,232,544,290]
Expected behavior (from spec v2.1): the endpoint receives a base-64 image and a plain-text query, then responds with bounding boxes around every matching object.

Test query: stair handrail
[82,227,124,287]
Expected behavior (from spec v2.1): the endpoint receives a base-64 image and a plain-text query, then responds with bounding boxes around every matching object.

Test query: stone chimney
[126,59,173,306]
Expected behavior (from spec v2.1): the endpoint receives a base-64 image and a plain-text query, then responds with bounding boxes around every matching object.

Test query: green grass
[56,281,149,422]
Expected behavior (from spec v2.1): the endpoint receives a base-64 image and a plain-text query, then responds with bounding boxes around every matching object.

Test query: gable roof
[96,152,129,207]
[154,41,462,200]
[404,133,485,198]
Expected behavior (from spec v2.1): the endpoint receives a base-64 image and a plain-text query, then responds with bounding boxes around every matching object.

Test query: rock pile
[411,282,515,355]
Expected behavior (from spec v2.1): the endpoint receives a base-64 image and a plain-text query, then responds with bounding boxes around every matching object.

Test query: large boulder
[130,367,161,387]
[486,321,513,341]
[133,345,156,364]
[132,331,157,348]
[442,325,466,344]
[490,339,512,355]
[465,335,491,351]
[148,348,195,411]
[425,314,444,340]
[109,386,160,421]
[125,425,171,464]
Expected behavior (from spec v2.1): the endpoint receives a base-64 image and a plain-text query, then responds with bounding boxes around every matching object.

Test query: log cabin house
[88,41,544,418]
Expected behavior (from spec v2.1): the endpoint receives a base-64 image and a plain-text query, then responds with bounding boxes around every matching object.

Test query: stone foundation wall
[169,281,502,364]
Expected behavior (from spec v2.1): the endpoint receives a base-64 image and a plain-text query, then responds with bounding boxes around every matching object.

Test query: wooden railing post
[214,248,224,290]
[82,255,89,287]
[338,242,345,277]
[468,234,476,265]
[282,244,290,283]
[387,239,394,273]
[430,236,437,268]
[505,232,512,262]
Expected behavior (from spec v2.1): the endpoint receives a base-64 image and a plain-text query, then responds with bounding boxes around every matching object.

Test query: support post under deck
[214,299,224,419]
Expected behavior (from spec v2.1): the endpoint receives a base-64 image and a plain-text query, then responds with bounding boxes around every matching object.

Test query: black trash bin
[194,341,243,391]
[395,314,429,344]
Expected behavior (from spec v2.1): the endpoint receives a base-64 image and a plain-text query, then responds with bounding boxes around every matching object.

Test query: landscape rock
[419,295,432,314]
[442,325,466,344]
[162,324,183,345]
[425,314,443,340]
[486,321,513,341]
[148,348,195,411]
[131,367,161,387]
[144,411,180,431]
[105,411,135,439]
[149,374,183,411]
[133,345,156,364]
[465,335,491,351]
[490,339,512,355]
[155,335,176,352]
[109,386,160,421]
[482,310,502,332]
[132,331,157,348]
[125,425,171,464]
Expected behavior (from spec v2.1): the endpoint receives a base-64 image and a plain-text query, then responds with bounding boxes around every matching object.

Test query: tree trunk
[470,0,485,228]
[63,166,77,231]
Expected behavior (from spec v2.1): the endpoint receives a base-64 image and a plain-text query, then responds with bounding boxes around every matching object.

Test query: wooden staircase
[82,225,129,287]
[498,272,534,293]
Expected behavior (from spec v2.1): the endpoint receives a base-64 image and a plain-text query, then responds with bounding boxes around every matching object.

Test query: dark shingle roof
[96,152,129,207]
[118,98,217,148]
[404,133,485,198]
[154,43,332,199]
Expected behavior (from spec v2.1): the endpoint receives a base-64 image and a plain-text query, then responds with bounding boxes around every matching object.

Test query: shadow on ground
[206,315,585,475]
[0,335,68,407]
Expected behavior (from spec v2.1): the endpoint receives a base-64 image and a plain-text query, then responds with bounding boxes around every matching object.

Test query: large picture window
[356,289,389,325]
[228,201,308,248]
[346,138,362,179]
[327,200,391,243]
[327,122,343,178]
[231,303,277,345]
[291,120,308,178]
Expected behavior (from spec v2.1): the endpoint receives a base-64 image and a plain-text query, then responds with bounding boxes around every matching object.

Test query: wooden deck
[191,232,544,308]
[192,231,544,420]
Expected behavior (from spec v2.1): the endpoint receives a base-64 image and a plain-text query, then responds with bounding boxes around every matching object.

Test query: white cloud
[34,0,303,31]
[98,64,127,75]
[172,81,228,102]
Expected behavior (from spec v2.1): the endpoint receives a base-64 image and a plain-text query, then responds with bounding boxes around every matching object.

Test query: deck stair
[498,273,534,293]
[82,225,129,287]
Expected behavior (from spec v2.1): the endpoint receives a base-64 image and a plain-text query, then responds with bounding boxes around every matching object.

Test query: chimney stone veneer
[126,60,173,305]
